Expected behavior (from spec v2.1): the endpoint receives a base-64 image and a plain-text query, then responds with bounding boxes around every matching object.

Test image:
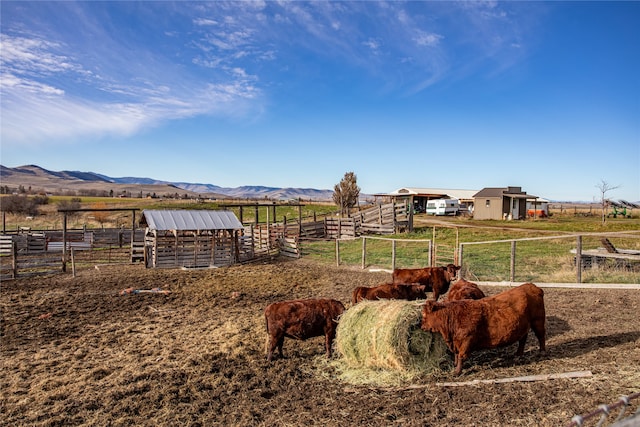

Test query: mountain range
[0,164,336,201]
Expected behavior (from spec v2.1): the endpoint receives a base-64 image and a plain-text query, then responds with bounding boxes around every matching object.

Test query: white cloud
[413,31,443,47]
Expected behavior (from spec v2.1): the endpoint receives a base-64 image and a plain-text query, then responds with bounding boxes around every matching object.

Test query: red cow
[391,264,461,301]
[421,283,546,375]
[351,283,427,304]
[446,279,486,301]
[264,298,345,362]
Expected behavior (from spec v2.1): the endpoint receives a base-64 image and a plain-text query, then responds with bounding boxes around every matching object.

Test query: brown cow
[264,298,345,362]
[446,278,486,301]
[391,264,461,301]
[421,283,546,375]
[351,283,427,304]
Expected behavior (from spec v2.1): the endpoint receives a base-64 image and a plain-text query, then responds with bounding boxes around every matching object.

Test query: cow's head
[410,283,427,292]
[444,264,461,282]
[421,300,443,332]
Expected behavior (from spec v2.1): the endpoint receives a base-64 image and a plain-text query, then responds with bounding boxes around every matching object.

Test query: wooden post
[576,235,582,284]
[130,210,135,262]
[62,212,67,272]
[239,206,244,224]
[335,239,340,266]
[361,237,367,269]
[233,230,240,264]
[71,248,76,278]
[408,196,414,232]
[153,232,158,268]
[392,239,396,271]
[298,204,302,236]
[266,205,270,250]
[431,226,436,266]
[11,241,17,279]
[271,203,276,226]
[428,240,433,267]
[254,204,259,226]
[510,240,516,282]
[458,243,464,270]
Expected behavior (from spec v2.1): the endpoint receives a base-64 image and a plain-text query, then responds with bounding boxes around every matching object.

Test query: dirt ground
[1,258,639,427]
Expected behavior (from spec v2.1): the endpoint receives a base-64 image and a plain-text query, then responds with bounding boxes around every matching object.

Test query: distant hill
[0,164,335,201]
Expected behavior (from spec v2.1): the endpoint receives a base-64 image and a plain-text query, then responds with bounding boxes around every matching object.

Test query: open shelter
[140,210,251,268]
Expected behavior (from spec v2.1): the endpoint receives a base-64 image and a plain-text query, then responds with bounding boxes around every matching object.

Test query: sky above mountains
[1,1,638,202]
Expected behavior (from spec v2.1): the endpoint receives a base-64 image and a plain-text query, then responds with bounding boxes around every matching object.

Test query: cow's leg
[454,352,466,376]
[325,326,339,358]
[516,332,528,356]
[276,335,285,358]
[531,319,547,352]
[454,344,471,375]
[267,334,279,362]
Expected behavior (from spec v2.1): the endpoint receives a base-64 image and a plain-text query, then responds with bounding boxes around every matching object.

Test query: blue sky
[1,1,638,202]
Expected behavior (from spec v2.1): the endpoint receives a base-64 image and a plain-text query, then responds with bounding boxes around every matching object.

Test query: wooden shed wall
[146,229,252,268]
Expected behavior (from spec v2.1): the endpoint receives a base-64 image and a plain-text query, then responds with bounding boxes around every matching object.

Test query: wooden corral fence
[0,239,61,279]
[295,202,411,240]
[351,202,411,234]
[0,228,146,280]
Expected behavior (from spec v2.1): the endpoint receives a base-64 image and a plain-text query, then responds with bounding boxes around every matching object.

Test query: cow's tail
[264,313,271,355]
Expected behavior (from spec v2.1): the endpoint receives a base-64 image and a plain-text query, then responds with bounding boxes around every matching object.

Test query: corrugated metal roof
[141,210,243,231]
[388,187,479,201]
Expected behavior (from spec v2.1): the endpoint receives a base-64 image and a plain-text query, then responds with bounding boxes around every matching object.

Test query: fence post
[428,240,433,267]
[361,237,367,269]
[458,243,464,270]
[62,212,67,272]
[576,235,582,284]
[392,239,396,271]
[510,240,516,282]
[12,241,17,279]
[71,248,76,278]
[335,239,340,266]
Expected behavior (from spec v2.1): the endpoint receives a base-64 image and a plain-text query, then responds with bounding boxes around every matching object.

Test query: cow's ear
[423,301,435,312]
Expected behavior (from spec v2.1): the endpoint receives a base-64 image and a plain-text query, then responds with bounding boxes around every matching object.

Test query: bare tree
[333,172,361,217]
[596,179,620,225]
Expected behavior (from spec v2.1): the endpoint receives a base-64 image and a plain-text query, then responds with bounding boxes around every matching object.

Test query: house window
[485,200,490,208]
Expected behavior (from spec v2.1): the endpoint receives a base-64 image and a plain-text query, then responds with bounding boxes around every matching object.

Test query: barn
[140,210,252,268]
[376,188,478,214]
[472,187,540,220]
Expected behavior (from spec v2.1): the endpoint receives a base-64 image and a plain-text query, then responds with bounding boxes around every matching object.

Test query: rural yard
[1,258,639,426]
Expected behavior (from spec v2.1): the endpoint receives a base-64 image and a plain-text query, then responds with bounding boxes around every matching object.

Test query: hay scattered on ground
[329,299,449,386]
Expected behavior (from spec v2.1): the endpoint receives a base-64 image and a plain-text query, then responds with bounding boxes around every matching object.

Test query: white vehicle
[426,199,460,216]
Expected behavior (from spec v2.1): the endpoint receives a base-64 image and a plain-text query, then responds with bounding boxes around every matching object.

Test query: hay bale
[335,299,448,372]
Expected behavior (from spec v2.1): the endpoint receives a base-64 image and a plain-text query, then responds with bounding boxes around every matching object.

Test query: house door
[511,198,520,220]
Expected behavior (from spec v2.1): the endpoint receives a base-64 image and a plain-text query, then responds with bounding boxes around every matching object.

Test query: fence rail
[567,392,640,427]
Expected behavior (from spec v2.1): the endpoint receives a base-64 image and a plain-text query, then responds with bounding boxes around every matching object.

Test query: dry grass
[2,259,640,426]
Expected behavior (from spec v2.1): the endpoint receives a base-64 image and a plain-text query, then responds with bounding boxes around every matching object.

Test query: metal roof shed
[140,210,251,268]
[141,210,243,231]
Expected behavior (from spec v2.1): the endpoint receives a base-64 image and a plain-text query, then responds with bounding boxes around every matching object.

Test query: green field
[2,196,639,283]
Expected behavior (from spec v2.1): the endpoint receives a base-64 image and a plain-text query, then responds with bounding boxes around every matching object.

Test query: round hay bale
[335,299,448,372]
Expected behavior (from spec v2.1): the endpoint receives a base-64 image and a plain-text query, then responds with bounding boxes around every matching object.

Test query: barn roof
[387,187,479,201]
[140,210,243,231]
